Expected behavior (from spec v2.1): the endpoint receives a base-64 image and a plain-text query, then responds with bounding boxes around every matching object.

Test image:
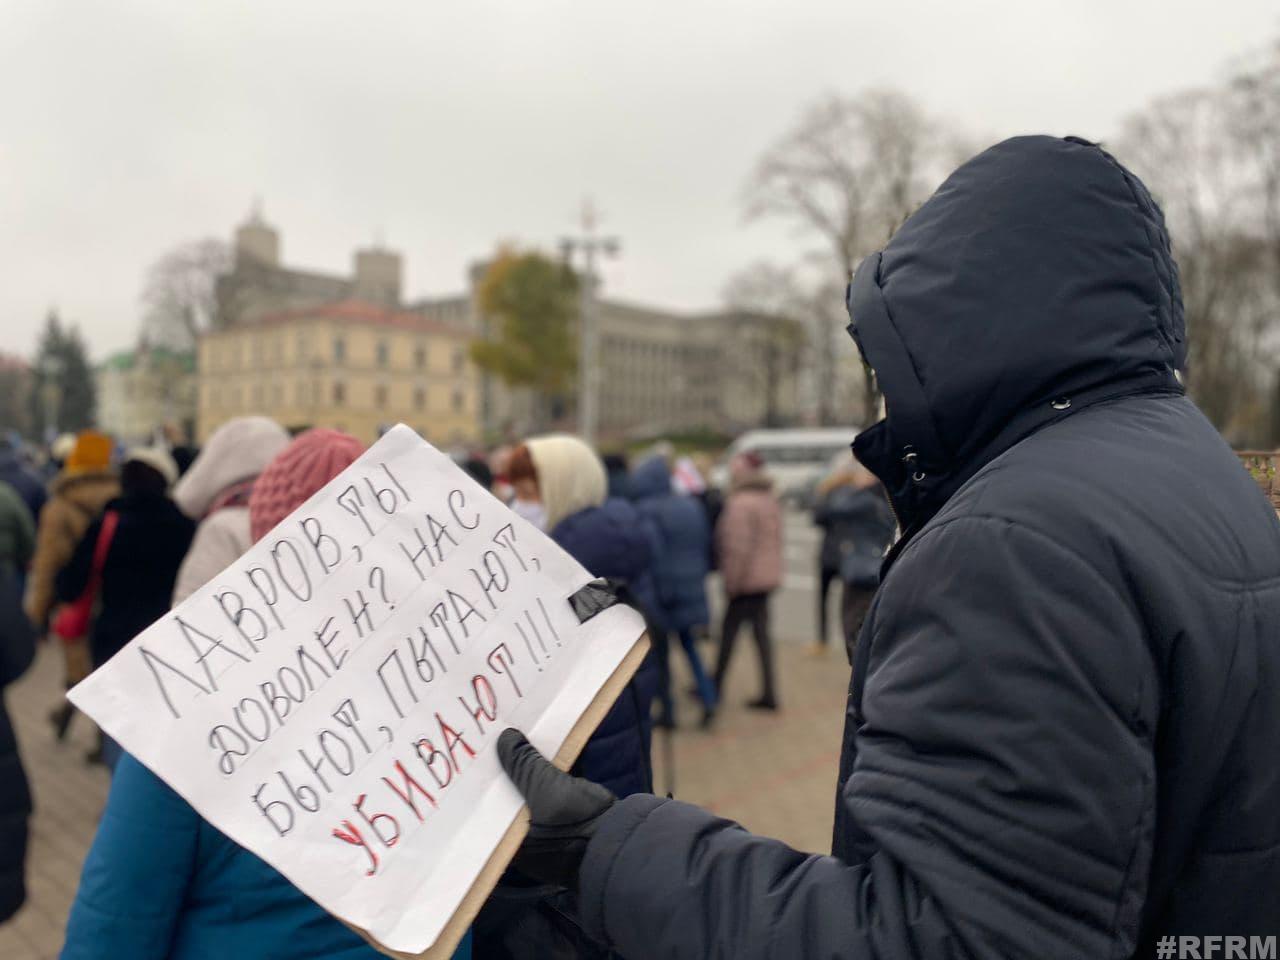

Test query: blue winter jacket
[62,753,471,960]
[0,447,46,522]
[549,497,658,799]
[627,456,711,633]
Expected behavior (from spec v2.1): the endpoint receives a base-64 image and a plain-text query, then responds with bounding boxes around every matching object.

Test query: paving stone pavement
[1,644,111,960]
[651,631,850,856]
[0,604,851,958]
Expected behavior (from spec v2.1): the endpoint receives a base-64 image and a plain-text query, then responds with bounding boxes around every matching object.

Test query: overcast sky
[2,0,1277,360]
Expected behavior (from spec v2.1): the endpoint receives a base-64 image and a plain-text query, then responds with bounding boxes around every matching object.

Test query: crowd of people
[0,410,893,958]
[3,134,1276,957]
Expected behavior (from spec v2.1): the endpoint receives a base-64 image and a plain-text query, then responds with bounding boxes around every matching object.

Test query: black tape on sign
[568,579,623,623]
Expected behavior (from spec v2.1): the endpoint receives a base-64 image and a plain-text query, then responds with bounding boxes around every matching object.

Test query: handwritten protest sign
[68,424,648,957]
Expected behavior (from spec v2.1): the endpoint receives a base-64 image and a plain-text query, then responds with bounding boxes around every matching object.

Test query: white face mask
[511,498,548,532]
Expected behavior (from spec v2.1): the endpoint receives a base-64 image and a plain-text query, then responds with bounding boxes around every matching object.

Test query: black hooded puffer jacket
[569,136,1280,958]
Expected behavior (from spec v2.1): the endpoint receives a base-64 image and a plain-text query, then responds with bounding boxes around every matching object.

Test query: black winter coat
[56,493,194,668]
[0,449,47,523]
[0,569,35,922]
[570,136,1280,958]
[813,482,895,584]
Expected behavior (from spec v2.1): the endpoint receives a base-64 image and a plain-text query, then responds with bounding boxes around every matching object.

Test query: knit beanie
[66,430,113,473]
[249,429,365,543]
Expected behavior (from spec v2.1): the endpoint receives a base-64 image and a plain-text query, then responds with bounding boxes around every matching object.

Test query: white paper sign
[69,424,646,954]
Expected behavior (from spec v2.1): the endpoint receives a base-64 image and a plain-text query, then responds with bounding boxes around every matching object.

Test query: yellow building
[197,301,479,446]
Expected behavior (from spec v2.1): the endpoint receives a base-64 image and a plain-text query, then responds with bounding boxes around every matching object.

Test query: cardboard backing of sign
[348,633,650,959]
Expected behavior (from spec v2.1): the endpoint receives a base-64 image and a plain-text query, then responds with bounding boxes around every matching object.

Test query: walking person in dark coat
[493,136,1280,957]
[0,484,35,582]
[55,447,194,766]
[0,440,47,523]
[0,555,35,922]
[477,435,658,960]
[810,457,896,661]
[629,454,717,727]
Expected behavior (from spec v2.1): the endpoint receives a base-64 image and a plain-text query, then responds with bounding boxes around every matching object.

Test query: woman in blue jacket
[61,430,471,960]
[628,455,716,727]
[476,435,658,959]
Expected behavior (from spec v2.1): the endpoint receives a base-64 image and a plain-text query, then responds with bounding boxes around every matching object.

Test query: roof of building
[234,299,473,339]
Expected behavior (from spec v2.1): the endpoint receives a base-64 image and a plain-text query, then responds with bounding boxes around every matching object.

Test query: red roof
[0,352,30,372]
[249,300,471,338]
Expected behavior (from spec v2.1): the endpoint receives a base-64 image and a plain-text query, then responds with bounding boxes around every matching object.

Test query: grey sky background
[3,0,1278,359]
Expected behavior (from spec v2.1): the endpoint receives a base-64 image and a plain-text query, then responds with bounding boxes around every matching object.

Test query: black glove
[497,728,616,891]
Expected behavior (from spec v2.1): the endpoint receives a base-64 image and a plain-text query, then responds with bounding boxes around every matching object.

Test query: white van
[711,427,858,503]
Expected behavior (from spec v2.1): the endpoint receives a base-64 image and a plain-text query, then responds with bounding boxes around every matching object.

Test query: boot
[85,730,105,766]
[49,702,75,742]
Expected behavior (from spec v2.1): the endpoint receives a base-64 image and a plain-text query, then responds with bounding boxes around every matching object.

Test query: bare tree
[140,238,233,350]
[1118,86,1279,443]
[1227,38,1280,294]
[722,262,808,427]
[744,89,943,423]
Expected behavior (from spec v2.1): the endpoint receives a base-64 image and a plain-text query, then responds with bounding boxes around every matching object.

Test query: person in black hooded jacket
[56,448,194,764]
[493,135,1280,958]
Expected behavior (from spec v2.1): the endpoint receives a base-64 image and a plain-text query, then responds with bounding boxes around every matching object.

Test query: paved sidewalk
[1,644,111,960]
[0,623,852,958]
[652,633,850,856]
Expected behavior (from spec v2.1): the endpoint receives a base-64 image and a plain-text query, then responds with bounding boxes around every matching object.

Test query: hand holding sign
[68,425,648,957]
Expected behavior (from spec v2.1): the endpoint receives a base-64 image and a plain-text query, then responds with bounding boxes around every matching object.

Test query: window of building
[375,384,388,409]
[376,340,389,368]
[334,337,346,364]
[451,389,465,413]
[297,331,309,363]
[414,343,427,369]
[333,381,345,406]
[452,347,465,373]
[414,386,426,410]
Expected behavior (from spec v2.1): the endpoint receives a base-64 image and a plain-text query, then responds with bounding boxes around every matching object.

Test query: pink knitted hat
[249,428,365,543]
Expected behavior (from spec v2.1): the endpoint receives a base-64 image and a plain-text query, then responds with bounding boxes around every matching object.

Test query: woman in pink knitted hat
[63,428,476,959]
[249,428,366,542]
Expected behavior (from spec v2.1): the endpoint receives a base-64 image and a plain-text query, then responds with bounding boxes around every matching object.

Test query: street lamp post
[40,355,64,443]
[560,199,619,446]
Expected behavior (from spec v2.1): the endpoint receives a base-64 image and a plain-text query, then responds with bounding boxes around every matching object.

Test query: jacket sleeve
[62,753,199,960]
[54,517,99,606]
[24,500,69,625]
[577,516,1156,959]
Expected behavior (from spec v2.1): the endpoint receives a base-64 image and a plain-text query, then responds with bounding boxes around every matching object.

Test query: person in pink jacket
[713,451,784,710]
